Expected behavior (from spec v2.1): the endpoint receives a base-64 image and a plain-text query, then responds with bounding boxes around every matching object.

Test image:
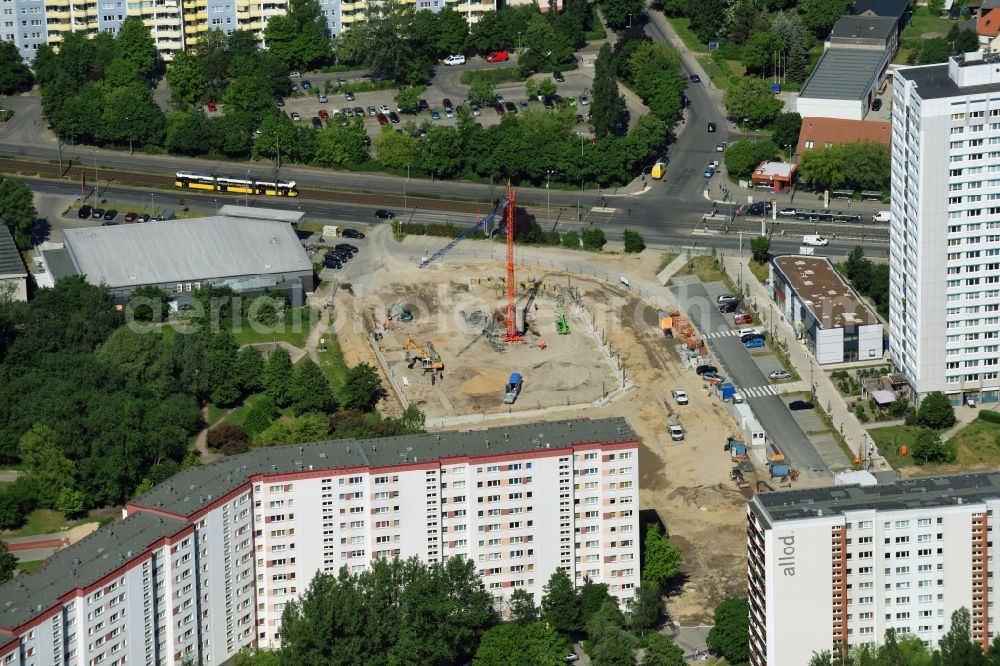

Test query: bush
[904,408,919,427]
[207,423,250,456]
[561,231,580,249]
[581,228,607,251]
[979,410,1000,425]
[622,229,645,253]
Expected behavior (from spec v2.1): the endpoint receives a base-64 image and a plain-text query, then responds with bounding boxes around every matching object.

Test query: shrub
[207,424,250,456]
[904,408,919,427]
[561,231,581,249]
[581,228,607,252]
[979,410,1000,425]
[622,229,645,253]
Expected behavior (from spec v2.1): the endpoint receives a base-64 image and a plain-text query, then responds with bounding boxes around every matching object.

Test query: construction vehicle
[387,303,413,322]
[730,466,749,490]
[503,373,523,404]
[405,337,444,380]
[556,305,569,334]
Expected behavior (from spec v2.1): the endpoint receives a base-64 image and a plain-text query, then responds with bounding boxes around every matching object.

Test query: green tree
[313,118,368,167]
[641,633,684,666]
[127,285,171,323]
[222,74,276,125]
[724,77,784,128]
[56,487,86,516]
[591,44,626,138]
[469,78,496,106]
[519,13,574,74]
[642,523,682,590]
[207,331,241,407]
[622,229,645,253]
[165,109,213,156]
[798,0,852,38]
[0,176,38,249]
[726,0,769,44]
[473,622,570,666]
[581,228,607,251]
[0,41,32,94]
[629,580,663,634]
[949,23,979,55]
[19,423,76,509]
[797,142,890,191]
[741,31,785,76]
[113,16,158,80]
[917,37,951,65]
[938,608,986,666]
[361,0,416,82]
[207,423,250,455]
[420,126,465,178]
[508,588,539,625]
[686,0,726,43]
[291,358,335,415]
[97,83,166,147]
[911,430,956,464]
[235,346,265,396]
[724,139,779,179]
[541,568,580,633]
[254,413,330,446]
[598,0,644,30]
[434,8,470,56]
[243,394,278,436]
[917,391,957,429]
[395,85,422,114]
[0,541,16,584]
[263,0,329,70]
[263,345,294,407]
[166,50,208,108]
[96,326,174,398]
[374,126,419,169]
[706,597,750,665]
[588,599,636,666]
[771,112,802,151]
[338,362,386,411]
[751,235,771,264]
[580,579,615,627]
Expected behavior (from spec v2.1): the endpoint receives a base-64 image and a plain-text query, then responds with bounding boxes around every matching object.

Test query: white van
[802,235,829,246]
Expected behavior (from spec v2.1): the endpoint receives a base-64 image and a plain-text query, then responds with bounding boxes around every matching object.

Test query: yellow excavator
[405,337,444,379]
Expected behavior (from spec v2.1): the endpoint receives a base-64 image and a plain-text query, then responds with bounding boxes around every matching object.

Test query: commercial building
[42,211,313,305]
[748,472,1000,665]
[828,15,899,56]
[750,161,796,193]
[3,0,496,62]
[770,255,883,364]
[0,418,640,664]
[796,117,891,154]
[797,48,891,120]
[890,52,1000,405]
[0,226,27,302]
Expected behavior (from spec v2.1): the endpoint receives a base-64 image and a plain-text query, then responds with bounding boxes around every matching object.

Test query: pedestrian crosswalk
[740,385,780,399]
[703,329,744,340]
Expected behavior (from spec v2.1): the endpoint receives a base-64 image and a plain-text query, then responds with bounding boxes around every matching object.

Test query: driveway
[671,278,830,474]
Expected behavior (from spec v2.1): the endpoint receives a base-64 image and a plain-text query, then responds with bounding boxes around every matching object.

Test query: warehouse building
[770,255,884,364]
[44,211,313,306]
[797,48,891,120]
[748,472,1000,665]
[0,418,640,665]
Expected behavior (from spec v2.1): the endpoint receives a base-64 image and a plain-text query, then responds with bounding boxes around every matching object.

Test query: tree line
[229,518,685,666]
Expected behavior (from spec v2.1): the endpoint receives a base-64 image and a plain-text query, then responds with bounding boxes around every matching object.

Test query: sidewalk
[719,252,890,471]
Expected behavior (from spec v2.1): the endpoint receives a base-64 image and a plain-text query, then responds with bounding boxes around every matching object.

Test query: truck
[503,373,523,404]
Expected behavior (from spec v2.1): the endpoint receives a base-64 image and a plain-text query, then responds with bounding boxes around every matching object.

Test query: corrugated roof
[62,216,312,289]
[131,417,637,518]
[0,512,188,631]
[797,117,891,154]
[0,226,25,279]
[799,48,889,101]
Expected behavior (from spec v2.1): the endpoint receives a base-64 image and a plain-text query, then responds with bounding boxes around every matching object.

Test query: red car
[123,212,138,223]
[207,102,217,112]
[318,109,329,120]
[485,50,509,63]
[494,103,505,115]
[376,113,389,126]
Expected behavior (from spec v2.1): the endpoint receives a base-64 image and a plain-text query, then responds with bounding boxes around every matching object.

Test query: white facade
[0,419,639,664]
[748,475,998,665]
[890,53,1000,404]
[796,96,868,121]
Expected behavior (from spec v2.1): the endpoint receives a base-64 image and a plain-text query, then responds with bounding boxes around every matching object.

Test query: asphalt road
[672,280,829,472]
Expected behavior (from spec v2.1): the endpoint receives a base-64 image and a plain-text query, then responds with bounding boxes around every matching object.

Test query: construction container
[718,383,736,401]
[769,461,791,478]
[767,442,785,463]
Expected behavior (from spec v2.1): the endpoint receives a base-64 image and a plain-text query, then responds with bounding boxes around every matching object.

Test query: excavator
[405,337,444,382]
[387,303,413,322]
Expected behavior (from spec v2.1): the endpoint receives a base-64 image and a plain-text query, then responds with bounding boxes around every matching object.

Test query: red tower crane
[504,185,522,343]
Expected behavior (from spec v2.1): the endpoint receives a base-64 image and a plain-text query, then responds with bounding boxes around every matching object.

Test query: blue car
[302,80,312,90]
[430,109,441,120]
[704,166,715,178]
[745,337,765,349]
[690,74,701,83]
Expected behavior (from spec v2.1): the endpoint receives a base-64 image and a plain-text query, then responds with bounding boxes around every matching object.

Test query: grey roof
[898,60,1000,100]
[829,15,898,42]
[40,248,78,283]
[62,216,312,289]
[0,512,188,631]
[852,0,908,19]
[132,417,637,518]
[799,48,889,100]
[0,226,25,279]
[216,205,305,224]
[752,472,1000,526]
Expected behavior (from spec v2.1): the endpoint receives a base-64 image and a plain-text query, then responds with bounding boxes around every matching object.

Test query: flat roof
[851,0,908,18]
[799,48,888,100]
[216,205,305,224]
[755,161,795,178]
[772,255,879,328]
[753,472,1000,525]
[0,512,188,631]
[797,117,891,154]
[132,418,637,518]
[898,60,1000,99]
[830,15,897,42]
[62,216,312,289]
[0,226,25,279]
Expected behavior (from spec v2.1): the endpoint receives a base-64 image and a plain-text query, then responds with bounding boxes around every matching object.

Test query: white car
[289,71,301,78]
[802,234,829,246]
[379,104,391,114]
[671,389,689,405]
[443,54,466,66]
[872,210,891,223]
[737,328,760,338]
[669,425,685,441]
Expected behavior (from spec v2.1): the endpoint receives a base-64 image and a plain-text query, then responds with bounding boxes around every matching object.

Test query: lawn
[695,55,744,90]
[747,259,769,283]
[946,417,1000,467]
[206,403,227,427]
[1,507,119,540]
[665,16,707,53]
[674,255,728,283]
[231,305,318,349]
[317,332,350,391]
[16,560,44,573]
[902,7,953,40]
[870,425,925,468]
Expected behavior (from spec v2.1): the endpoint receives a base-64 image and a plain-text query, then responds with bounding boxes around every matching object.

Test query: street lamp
[405,164,410,213]
[627,13,633,28]
[125,115,133,155]
[546,169,554,227]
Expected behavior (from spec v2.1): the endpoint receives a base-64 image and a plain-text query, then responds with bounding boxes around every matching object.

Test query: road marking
[590,206,617,213]
[702,329,740,339]
[740,385,779,399]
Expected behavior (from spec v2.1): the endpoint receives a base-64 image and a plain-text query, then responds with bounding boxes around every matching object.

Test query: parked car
[494,103,505,115]
[717,294,737,304]
[703,373,725,385]
[318,109,329,119]
[872,210,891,223]
[389,112,400,123]
[291,112,302,121]
[443,54,466,66]
[576,114,585,123]
[504,101,517,113]
[418,99,430,111]
[78,205,92,219]
[317,92,328,103]
[716,141,727,152]
[704,165,715,177]
[495,94,506,104]
[738,328,761,338]
[788,400,814,411]
[553,71,565,82]
[445,106,454,118]
[376,113,389,126]
[719,300,741,313]
[324,257,343,269]
[311,117,323,129]
[485,50,509,62]
[379,104,391,114]
[442,98,453,110]
[734,313,753,326]
[289,71,301,78]
[543,97,555,110]
[471,104,481,116]
[123,212,138,223]
[367,106,377,116]
[430,109,441,120]
[768,369,791,380]
[802,234,829,246]
[138,213,151,223]
[745,202,769,217]
[342,228,365,239]
[707,121,716,132]
[777,207,797,217]
[335,243,358,253]
[301,80,312,90]
[275,96,285,107]
[375,209,394,219]
[871,98,883,111]
[689,74,701,83]
[669,424,685,441]
[671,389,689,405]
[579,94,589,106]
[103,209,118,221]
[91,208,105,219]
[745,337,765,349]
[695,365,717,376]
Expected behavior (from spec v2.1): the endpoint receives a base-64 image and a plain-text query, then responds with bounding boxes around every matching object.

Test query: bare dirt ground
[329,234,750,624]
